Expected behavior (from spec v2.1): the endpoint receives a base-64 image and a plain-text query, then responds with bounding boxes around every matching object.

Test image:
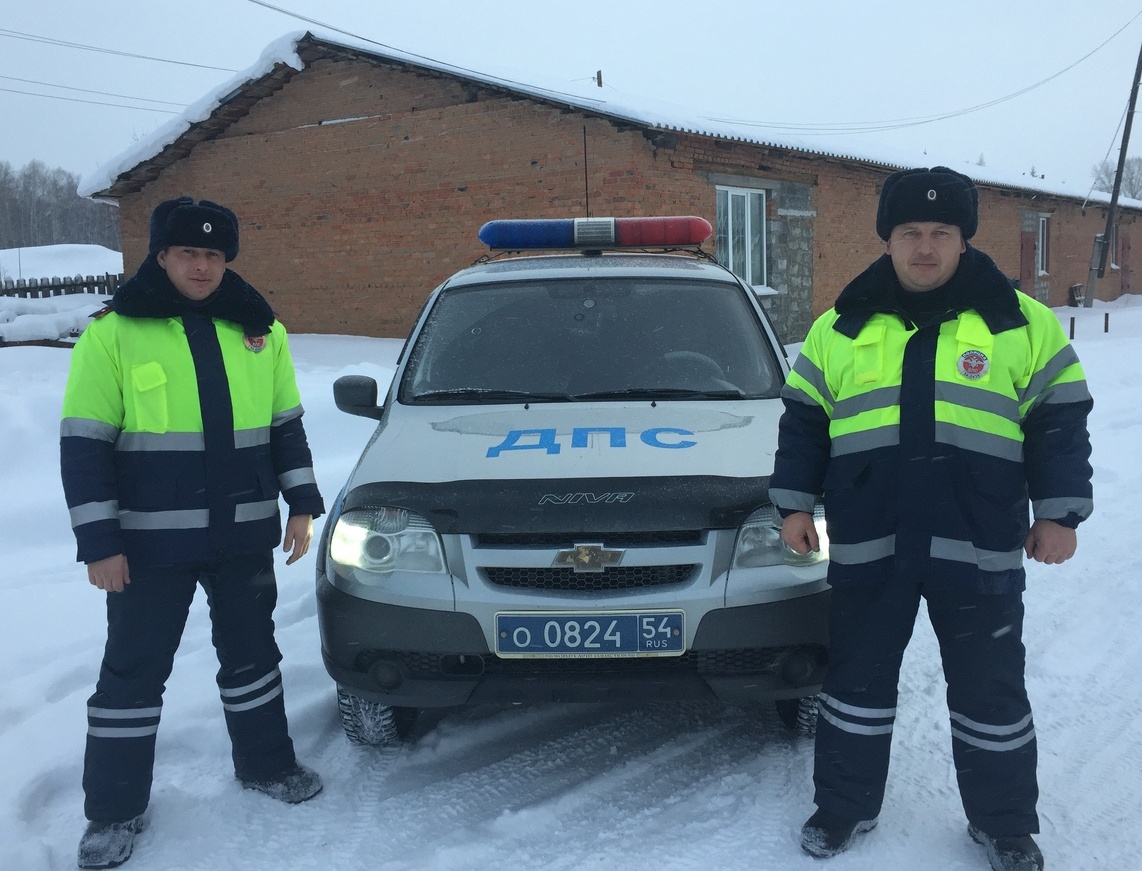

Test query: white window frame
[715,186,767,290]
[1036,214,1050,275]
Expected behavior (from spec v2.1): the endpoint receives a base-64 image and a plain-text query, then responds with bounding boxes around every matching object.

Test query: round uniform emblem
[927,188,937,201]
[203,222,213,233]
[957,349,989,379]
[244,335,266,353]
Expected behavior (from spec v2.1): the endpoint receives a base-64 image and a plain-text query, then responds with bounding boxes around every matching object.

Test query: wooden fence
[1,272,123,298]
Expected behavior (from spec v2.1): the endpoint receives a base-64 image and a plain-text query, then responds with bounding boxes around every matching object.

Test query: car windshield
[400,276,784,403]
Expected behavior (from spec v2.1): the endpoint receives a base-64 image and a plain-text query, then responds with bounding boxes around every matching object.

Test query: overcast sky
[3,0,1142,195]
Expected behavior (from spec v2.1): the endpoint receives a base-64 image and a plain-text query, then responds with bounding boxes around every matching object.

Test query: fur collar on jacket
[106,254,275,336]
[832,245,1028,339]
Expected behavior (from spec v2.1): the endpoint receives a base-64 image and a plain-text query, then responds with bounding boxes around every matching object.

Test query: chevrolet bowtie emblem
[552,543,624,573]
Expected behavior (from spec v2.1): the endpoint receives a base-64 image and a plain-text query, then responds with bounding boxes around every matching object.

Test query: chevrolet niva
[316,216,830,745]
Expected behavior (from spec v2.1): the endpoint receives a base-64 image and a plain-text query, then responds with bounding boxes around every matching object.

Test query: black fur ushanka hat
[148,196,240,261]
[876,166,979,241]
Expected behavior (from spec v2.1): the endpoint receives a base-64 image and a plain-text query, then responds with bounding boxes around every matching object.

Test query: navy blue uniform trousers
[83,552,297,822]
[814,573,1039,838]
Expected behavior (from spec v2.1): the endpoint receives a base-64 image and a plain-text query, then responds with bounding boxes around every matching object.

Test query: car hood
[341,400,784,534]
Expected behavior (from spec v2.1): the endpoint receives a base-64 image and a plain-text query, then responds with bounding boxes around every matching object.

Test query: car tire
[336,686,417,746]
[775,695,819,736]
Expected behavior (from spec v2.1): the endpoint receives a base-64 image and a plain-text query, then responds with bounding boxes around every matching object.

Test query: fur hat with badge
[148,196,240,262]
[875,166,979,241]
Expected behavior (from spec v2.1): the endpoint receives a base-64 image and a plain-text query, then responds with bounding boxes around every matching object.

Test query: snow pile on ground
[0,245,122,284]
[0,294,110,343]
[1,245,122,342]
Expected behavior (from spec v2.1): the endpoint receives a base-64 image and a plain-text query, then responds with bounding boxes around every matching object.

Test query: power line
[0,28,237,73]
[241,0,592,103]
[704,12,1142,136]
[0,74,185,107]
[0,86,180,114]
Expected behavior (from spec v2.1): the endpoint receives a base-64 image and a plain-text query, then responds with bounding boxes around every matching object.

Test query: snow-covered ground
[0,245,122,284]
[1,274,1139,869]
[1,245,123,344]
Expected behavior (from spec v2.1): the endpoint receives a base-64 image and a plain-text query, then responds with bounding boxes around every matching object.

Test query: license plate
[495,611,685,658]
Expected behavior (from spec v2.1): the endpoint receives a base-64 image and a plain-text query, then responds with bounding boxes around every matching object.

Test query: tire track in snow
[147,700,809,871]
[453,704,811,871]
[328,701,810,871]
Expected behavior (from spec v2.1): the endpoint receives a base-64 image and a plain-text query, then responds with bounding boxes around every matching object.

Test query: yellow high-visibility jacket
[770,247,1093,592]
[60,260,323,567]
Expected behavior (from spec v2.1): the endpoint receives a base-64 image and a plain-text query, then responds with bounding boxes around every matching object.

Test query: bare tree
[0,159,120,251]
[1091,157,1142,199]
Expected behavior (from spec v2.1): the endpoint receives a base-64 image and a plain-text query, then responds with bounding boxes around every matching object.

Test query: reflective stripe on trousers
[814,572,1039,836]
[83,553,297,821]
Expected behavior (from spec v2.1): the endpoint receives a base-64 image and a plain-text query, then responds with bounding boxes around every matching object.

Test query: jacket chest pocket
[852,321,886,385]
[951,314,996,385]
[130,362,168,432]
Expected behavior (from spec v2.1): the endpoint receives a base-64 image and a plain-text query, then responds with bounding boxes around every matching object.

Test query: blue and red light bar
[478,216,712,250]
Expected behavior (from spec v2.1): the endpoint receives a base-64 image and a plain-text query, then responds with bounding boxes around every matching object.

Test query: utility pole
[1085,38,1142,307]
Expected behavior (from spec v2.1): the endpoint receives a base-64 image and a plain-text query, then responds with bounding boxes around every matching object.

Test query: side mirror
[333,375,384,420]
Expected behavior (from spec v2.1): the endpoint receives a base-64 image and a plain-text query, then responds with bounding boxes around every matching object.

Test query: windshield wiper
[571,387,748,400]
[412,388,573,403]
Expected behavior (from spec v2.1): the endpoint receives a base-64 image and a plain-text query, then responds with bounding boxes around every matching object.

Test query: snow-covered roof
[78,29,1141,211]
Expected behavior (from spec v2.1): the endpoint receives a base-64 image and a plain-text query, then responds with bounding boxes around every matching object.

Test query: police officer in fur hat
[769,168,1093,871]
[61,197,325,869]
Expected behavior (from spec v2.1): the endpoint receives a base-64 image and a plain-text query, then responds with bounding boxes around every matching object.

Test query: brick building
[83,32,1139,343]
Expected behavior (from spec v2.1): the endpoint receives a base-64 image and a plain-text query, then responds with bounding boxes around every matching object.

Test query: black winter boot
[800,807,878,858]
[969,825,1045,871]
[239,762,323,804]
[77,816,144,869]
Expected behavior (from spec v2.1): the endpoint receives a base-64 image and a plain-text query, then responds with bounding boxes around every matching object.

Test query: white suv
[317,216,830,745]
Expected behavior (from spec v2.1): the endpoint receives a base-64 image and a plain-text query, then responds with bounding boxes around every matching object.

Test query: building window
[1037,215,1050,275]
[715,187,767,289]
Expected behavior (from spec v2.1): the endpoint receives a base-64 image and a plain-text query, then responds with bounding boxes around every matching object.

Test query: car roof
[442,251,739,288]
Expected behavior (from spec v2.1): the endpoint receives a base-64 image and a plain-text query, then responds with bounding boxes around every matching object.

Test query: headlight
[329,506,445,576]
[732,503,828,569]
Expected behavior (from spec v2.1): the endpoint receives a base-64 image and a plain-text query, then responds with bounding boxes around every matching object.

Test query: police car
[316,216,830,745]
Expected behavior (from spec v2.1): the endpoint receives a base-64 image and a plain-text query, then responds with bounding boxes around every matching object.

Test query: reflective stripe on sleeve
[1018,345,1082,404]
[767,487,817,514]
[1035,378,1092,406]
[271,406,304,426]
[1033,496,1094,520]
[60,417,120,442]
[69,500,119,527]
[278,467,317,491]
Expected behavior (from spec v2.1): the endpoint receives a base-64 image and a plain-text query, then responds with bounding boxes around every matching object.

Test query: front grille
[473,531,704,548]
[482,564,696,592]
[392,647,800,678]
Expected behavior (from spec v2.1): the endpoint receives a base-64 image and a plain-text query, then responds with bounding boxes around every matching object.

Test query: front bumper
[317,572,830,706]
